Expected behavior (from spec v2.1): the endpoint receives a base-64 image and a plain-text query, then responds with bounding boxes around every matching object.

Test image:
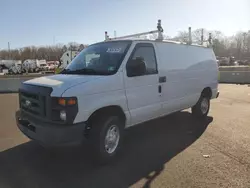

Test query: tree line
[0,42,86,62]
[0,29,250,63]
[172,29,250,62]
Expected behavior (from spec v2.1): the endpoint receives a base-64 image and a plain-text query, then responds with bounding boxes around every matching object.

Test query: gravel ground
[0,84,249,188]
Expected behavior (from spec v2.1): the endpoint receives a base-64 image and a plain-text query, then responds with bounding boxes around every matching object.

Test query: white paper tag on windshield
[106,48,122,53]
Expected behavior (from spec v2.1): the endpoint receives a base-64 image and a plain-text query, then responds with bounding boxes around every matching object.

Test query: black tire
[89,115,124,164]
[192,95,210,119]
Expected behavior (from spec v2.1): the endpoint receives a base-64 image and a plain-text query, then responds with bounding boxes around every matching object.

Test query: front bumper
[16,110,87,147]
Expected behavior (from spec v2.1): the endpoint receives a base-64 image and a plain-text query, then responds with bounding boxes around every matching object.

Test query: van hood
[24,74,102,96]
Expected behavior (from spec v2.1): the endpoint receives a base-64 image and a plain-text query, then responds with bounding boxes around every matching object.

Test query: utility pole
[201,29,204,45]
[70,45,72,61]
[8,42,11,60]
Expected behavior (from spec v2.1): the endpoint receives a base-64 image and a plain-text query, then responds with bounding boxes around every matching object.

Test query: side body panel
[155,42,218,114]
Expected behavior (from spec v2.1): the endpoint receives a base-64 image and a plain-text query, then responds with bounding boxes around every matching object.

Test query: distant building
[59,50,78,69]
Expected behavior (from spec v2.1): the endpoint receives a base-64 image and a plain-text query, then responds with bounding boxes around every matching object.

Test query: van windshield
[61,41,131,75]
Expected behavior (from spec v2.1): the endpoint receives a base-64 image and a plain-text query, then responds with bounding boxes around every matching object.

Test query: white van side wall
[155,42,218,110]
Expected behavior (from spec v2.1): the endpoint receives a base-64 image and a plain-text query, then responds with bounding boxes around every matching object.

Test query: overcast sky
[1,0,249,49]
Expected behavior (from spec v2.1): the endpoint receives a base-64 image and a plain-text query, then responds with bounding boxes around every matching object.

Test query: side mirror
[127,57,146,77]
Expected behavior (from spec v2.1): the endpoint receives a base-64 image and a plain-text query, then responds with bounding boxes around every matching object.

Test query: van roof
[101,38,211,49]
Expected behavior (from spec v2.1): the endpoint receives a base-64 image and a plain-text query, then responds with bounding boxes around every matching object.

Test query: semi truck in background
[22,59,48,73]
[23,59,39,73]
[0,60,22,75]
[0,59,59,75]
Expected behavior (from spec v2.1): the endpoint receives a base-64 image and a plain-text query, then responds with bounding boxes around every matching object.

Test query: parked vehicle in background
[9,62,22,74]
[0,64,9,75]
[22,59,39,73]
[22,59,49,73]
[237,60,250,66]
[46,61,59,72]
[217,56,236,66]
[36,60,47,71]
[0,60,22,74]
[16,20,219,164]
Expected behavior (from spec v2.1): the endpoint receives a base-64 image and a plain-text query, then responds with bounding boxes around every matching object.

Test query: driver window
[127,45,157,77]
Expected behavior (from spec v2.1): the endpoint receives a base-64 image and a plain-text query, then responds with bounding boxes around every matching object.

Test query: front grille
[19,91,46,117]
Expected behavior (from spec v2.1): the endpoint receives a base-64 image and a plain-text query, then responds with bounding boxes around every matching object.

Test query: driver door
[124,43,162,126]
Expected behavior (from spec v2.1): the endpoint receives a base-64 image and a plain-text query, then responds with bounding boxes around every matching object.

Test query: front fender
[61,73,131,125]
[73,90,130,124]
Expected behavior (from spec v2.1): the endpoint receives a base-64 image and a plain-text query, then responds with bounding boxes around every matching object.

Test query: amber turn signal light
[67,98,76,105]
[58,98,66,106]
[58,98,77,106]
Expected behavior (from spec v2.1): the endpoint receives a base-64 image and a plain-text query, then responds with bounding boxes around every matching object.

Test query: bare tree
[79,44,85,51]
[68,42,79,51]
[234,32,245,59]
[0,50,9,60]
[192,29,208,44]
[173,31,189,43]
[62,45,67,52]
[246,31,250,54]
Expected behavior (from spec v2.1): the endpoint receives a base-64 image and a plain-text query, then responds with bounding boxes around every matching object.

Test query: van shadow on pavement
[0,111,213,188]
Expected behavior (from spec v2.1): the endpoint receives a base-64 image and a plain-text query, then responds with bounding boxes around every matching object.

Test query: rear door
[124,43,162,126]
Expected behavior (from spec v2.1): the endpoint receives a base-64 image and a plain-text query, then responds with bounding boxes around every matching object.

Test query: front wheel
[192,95,210,119]
[89,115,124,164]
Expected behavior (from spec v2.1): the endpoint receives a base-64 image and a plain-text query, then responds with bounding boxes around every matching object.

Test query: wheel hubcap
[201,98,209,114]
[105,125,120,154]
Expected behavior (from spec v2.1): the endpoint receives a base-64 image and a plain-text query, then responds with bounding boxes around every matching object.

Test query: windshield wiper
[60,68,70,74]
[61,68,110,75]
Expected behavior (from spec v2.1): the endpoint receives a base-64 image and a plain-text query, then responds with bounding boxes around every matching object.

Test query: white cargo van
[16,21,219,163]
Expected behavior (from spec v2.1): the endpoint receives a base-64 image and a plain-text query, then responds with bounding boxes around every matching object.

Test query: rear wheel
[89,115,124,164]
[192,95,210,119]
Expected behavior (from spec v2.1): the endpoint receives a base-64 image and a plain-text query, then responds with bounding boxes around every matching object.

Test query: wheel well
[87,105,126,125]
[201,87,212,98]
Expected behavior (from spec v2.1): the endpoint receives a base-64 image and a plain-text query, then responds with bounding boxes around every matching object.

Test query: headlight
[60,110,67,121]
[51,97,78,124]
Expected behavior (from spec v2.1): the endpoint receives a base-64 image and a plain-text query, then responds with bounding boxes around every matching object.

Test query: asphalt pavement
[0,84,250,188]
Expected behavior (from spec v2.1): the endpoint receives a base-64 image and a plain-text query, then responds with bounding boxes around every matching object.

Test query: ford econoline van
[16,35,219,163]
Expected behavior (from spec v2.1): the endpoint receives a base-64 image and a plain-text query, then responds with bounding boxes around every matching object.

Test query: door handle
[158,85,162,93]
[159,76,166,83]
